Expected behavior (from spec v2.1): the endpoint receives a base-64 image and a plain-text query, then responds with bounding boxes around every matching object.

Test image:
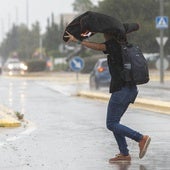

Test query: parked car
[3,58,28,75]
[89,58,111,89]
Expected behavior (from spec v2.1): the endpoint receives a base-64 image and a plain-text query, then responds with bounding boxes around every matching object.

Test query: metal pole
[76,72,79,81]
[26,0,29,28]
[39,35,42,59]
[160,0,164,83]
[1,19,4,41]
[16,7,18,26]
[8,13,11,31]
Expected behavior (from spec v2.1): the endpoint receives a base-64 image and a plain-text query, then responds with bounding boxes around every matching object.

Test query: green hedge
[53,63,68,71]
[26,59,47,72]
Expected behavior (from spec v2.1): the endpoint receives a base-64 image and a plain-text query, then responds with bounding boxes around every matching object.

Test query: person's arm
[64,31,106,51]
[81,41,106,51]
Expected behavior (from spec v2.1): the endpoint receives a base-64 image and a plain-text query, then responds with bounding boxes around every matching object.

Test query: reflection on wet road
[0,77,169,170]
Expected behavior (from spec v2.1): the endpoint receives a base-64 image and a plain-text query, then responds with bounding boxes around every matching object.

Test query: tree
[72,0,94,13]
[0,22,42,61]
[95,0,162,53]
[0,25,19,60]
[30,22,41,55]
[43,13,61,58]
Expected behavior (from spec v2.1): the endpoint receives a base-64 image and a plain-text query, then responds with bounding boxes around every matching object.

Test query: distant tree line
[94,0,170,54]
[71,0,170,57]
[0,13,62,62]
[0,22,41,61]
[0,0,170,63]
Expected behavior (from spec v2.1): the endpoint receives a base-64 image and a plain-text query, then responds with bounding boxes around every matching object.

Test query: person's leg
[106,87,143,155]
[107,99,133,162]
[107,98,128,155]
[113,132,129,155]
[107,102,142,156]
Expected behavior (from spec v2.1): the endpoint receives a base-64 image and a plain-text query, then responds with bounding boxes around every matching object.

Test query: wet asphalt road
[0,77,170,170]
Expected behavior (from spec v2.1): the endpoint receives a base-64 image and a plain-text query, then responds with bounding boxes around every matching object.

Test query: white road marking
[0,121,36,146]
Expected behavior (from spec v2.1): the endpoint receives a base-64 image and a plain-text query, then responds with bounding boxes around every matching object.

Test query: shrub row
[26,59,47,72]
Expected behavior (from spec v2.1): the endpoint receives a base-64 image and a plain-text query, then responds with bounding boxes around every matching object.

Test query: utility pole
[8,13,11,31]
[26,0,29,28]
[39,35,42,59]
[159,0,164,83]
[26,0,30,59]
[1,19,4,42]
[16,7,19,26]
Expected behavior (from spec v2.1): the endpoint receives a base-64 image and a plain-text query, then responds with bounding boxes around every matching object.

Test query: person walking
[64,31,151,163]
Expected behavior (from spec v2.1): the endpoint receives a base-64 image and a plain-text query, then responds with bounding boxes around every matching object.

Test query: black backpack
[121,43,149,85]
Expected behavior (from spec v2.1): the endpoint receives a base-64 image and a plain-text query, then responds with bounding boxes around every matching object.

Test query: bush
[26,59,47,72]
[53,63,68,71]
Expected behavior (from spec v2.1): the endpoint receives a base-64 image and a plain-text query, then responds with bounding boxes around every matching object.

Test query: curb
[134,98,170,115]
[77,91,170,115]
[0,105,21,127]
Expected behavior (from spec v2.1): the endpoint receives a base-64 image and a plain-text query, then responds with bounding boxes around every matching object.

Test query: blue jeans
[106,85,143,156]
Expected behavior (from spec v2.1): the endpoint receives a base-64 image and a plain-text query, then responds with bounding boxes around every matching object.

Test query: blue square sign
[156,16,168,29]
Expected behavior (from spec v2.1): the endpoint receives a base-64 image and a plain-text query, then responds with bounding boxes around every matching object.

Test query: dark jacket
[103,38,125,93]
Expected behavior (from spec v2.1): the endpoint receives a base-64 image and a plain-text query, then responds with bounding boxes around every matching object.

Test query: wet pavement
[0,76,169,169]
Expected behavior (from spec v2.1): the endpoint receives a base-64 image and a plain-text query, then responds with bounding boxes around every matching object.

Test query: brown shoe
[139,135,151,159]
[109,154,131,163]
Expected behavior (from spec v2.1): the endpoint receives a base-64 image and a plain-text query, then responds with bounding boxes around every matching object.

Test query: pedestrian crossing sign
[156,16,168,29]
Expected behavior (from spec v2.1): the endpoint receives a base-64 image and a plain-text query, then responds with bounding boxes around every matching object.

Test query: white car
[3,58,28,75]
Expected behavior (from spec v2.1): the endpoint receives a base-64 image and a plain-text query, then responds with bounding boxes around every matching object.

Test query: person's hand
[64,31,78,43]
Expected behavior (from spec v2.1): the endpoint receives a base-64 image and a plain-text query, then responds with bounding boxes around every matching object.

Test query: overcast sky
[0,0,75,40]
[0,0,101,42]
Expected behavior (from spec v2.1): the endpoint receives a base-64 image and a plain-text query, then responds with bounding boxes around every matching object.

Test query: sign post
[156,15,168,83]
[69,56,84,81]
[155,0,168,83]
